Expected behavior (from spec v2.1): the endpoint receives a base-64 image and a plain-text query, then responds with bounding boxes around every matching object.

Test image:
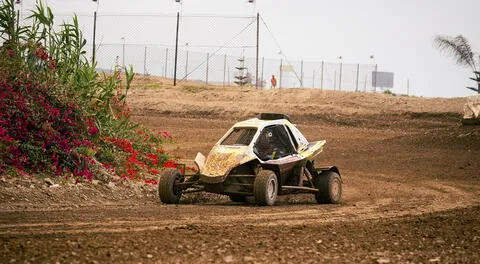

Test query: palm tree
[434,35,480,94]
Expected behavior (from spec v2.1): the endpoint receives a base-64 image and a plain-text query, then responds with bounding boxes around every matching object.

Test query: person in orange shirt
[270,75,277,88]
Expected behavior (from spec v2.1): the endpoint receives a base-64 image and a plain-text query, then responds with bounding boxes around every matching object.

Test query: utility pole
[173,12,180,86]
[92,11,97,64]
[255,13,260,88]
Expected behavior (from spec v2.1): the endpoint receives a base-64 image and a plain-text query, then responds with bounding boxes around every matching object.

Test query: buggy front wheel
[315,171,342,204]
[158,168,183,204]
[254,170,278,206]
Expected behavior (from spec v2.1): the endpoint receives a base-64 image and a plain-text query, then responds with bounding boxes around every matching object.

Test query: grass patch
[182,85,211,93]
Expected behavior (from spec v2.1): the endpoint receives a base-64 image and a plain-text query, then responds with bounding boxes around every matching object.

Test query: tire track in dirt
[1,178,478,237]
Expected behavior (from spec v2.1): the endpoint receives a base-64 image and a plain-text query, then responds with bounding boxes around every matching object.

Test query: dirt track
[1,77,480,263]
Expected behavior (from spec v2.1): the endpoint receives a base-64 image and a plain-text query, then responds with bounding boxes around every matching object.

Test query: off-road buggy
[158,113,342,206]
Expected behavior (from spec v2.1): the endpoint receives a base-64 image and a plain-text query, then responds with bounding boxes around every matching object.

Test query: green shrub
[0,0,171,182]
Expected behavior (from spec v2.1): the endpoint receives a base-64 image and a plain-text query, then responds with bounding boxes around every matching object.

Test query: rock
[44,178,54,186]
[111,175,121,181]
[49,184,60,188]
[107,182,116,188]
[243,256,254,262]
[376,258,391,264]
[92,180,99,185]
[147,254,153,259]
[429,257,441,262]
[223,255,234,263]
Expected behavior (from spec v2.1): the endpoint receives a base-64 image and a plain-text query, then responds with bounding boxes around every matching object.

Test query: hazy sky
[17,0,480,98]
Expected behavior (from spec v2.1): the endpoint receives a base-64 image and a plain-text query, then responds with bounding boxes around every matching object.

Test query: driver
[256,128,285,160]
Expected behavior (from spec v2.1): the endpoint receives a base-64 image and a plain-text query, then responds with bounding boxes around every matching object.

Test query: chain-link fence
[17,10,379,92]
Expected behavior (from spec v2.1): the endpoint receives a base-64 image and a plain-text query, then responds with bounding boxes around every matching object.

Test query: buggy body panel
[199,117,303,183]
[200,145,256,184]
[298,140,326,160]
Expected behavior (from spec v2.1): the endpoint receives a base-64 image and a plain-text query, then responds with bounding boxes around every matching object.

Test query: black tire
[315,171,342,204]
[158,168,183,204]
[228,195,247,203]
[254,170,278,206]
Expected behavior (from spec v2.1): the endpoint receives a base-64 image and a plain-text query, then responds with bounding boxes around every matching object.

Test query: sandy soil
[1,76,479,263]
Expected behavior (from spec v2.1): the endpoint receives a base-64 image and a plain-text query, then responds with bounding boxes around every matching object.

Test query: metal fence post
[143,46,147,75]
[312,70,315,88]
[164,48,168,78]
[355,64,359,92]
[223,54,227,87]
[300,60,304,87]
[261,57,264,88]
[407,79,410,95]
[364,74,367,92]
[334,70,337,91]
[206,52,209,85]
[339,62,343,91]
[320,60,324,90]
[185,50,189,81]
[122,40,125,69]
[279,58,283,88]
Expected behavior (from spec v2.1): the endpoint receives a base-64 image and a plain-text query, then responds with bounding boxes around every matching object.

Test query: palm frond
[434,35,476,71]
[467,86,479,93]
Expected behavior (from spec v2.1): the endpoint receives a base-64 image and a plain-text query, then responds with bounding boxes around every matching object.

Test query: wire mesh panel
[179,15,257,53]
[176,15,257,86]
[13,10,380,93]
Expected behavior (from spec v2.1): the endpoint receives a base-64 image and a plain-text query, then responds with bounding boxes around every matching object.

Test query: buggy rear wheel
[158,168,183,204]
[254,170,278,206]
[315,171,342,204]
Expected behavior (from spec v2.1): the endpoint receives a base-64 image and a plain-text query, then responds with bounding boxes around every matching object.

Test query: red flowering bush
[104,132,172,180]
[0,0,172,183]
[0,77,96,178]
